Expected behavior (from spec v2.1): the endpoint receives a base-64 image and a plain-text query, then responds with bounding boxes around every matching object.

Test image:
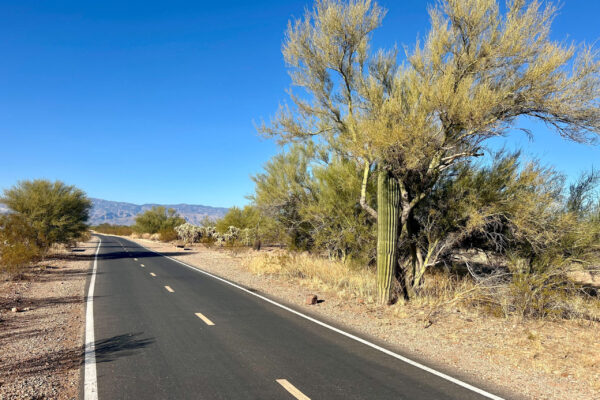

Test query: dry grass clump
[401,271,480,311]
[243,251,377,302]
[243,249,600,325]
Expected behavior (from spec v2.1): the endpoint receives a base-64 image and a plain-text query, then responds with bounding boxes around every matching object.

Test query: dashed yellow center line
[195,312,215,326]
[276,379,310,400]
[150,273,156,277]
[134,258,138,261]
[140,264,145,267]
[164,286,174,293]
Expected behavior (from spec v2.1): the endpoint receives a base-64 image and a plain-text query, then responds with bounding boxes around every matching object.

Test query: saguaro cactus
[376,168,400,304]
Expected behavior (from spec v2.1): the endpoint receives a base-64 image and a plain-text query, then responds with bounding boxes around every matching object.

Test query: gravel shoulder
[0,237,98,400]
[126,236,599,400]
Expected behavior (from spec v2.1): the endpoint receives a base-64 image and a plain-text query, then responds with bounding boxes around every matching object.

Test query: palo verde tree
[367,0,600,301]
[1,179,91,252]
[263,0,600,304]
[133,206,185,234]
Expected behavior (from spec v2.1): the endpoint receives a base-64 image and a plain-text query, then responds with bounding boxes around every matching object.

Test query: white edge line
[115,236,504,400]
[84,237,102,400]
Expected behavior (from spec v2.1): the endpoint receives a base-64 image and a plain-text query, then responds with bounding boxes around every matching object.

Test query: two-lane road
[83,234,505,399]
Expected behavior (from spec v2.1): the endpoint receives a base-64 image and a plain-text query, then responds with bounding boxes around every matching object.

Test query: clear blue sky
[1,0,598,207]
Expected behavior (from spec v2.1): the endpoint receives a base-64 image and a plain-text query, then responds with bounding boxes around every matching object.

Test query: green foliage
[158,227,178,242]
[215,206,259,233]
[0,214,40,275]
[566,170,600,218]
[300,156,376,262]
[1,179,91,251]
[251,143,315,249]
[92,224,134,236]
[251,143,376,258]
[133,206,185,234]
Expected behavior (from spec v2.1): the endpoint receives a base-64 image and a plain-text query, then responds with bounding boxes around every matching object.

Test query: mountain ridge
[89,198,228,226]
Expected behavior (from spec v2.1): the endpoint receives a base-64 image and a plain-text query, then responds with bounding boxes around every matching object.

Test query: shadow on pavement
[0,332,154,378]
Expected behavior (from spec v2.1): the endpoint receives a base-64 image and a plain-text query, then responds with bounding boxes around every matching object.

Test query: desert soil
[125,237,599,400]
[0,237,98,400]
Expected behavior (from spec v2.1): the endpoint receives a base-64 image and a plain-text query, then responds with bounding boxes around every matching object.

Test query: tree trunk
[398,198,425,300]
[376,168,401,304]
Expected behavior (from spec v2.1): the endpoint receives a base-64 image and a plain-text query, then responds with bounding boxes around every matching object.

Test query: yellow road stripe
[276,379,310,400]
[140,264,145,267]
[195,312,215,326]
[164,286,174,293]
[150,273,156,277]
[134,258,138,261]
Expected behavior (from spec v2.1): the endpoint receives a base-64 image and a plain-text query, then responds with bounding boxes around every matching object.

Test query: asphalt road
[83,234,504,400]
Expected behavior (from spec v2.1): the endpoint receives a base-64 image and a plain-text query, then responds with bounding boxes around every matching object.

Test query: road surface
[83,234,505,400]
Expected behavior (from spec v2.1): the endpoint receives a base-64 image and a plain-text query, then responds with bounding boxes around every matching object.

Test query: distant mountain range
[88,198,228,226]
[0,198,224,226]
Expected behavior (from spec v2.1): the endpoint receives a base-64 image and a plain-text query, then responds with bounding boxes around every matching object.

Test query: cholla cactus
[175,223,203,245]
[213,233,225,246]
[201,226,216,239]
[240,228,256,246]
[227,226,240,240]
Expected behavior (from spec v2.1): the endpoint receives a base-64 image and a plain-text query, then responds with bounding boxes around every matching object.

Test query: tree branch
[359,161,377,220]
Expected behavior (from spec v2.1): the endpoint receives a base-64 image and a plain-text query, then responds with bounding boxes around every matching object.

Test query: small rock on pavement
[305,294,318,305]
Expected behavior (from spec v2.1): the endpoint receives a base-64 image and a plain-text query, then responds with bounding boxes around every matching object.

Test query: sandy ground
[126,237,599,400]
[0,237,98,400]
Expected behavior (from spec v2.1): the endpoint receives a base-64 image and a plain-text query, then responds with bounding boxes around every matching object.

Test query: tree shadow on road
[0,295,85,311]
[0,332,154,379]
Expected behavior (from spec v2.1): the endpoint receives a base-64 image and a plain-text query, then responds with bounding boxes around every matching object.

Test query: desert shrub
[0,214,40,276]
[1,179,91,252]
[471,257,600,321]
[133,206,185,234]
[93,224,134,236]
[158,227,178,242]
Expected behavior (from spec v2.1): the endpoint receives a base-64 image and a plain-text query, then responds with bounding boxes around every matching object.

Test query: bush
[133,206,185,234]
[158,227,178,242]
[0,214,40,276]
[1,179,91,252]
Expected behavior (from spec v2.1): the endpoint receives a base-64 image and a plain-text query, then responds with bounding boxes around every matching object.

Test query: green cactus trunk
[376,168,401,305]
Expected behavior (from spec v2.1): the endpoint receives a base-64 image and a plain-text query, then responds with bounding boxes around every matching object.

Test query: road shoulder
[0,237,98,399]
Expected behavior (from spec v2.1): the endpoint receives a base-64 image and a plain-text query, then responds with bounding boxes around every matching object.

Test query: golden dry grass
[243,251,378,302]
[243,250,600,321]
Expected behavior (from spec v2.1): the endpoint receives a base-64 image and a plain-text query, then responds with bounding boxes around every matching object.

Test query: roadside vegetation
[105,206,186,242]
[92,223,134,236]
[165,0,600,322]
[0,179,91,278]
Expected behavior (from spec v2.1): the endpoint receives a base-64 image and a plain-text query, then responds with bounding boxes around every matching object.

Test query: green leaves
[1,179,91,251]
[133,206,185,235]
